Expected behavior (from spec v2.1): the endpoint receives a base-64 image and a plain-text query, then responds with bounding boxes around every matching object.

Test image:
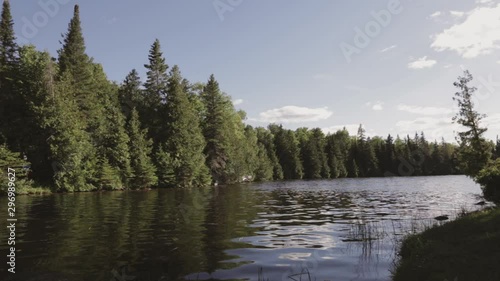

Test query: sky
[11,0,500,142]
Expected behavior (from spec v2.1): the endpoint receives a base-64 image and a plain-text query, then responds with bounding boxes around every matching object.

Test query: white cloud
[397,104,454,115]
[380,45,397,53]
[450,11,465,18]
[476,0,493,4]
[408,56,437,69]
[443,64,454,68]
[430,11,442,18]
[497,60,500,64]
[396,117,461,142]
[365,101,384,111]
[484,113,500,131]
[372,102,384,111]
[233,98,243,105]
[431,4,500,58]
[256,105,333,123]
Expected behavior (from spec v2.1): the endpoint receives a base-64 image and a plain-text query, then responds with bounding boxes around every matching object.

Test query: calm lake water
[0,175,484,281]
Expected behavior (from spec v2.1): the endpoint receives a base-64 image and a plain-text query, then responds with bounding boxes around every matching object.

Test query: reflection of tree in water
[201,185,267,275]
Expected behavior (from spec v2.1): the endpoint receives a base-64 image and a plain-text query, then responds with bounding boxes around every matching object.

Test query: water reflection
[0,175,482,281]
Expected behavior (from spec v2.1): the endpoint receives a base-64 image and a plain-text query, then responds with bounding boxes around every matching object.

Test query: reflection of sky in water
[189,176,483,281]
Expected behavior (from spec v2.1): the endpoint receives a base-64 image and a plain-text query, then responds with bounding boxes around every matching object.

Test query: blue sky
[12,0,500,142]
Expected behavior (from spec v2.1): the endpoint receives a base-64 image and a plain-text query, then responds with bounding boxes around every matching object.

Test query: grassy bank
[392,207,500,281]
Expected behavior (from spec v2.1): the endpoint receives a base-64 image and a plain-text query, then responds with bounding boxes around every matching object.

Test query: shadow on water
[0,175,483,281]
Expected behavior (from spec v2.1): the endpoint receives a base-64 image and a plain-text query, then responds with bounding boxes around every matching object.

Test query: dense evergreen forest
[1,3,499,193]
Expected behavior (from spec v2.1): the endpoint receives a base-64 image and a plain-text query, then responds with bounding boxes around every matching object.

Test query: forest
[1,3,500,193]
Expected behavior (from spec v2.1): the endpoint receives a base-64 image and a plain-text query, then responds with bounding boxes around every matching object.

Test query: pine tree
[48,73,97,192]
[57,5,91,88]
[299,128,329,179]
[254,143,274,181]
[0,0,16,67]
[355,124,378,177]
[494,136,500,160]
[270,125,303,180]
[452,70,491,176]
[348,158,359,178]
[96,157,122,190]
[118,69,144,118]
[256,127,283,180]
[0,0,18,146]
[16,45,56,184]
[382,134,396,175]
[200,74,240,184]
[143,39,169,143]
[127,108,157,189]
[154,144,178,187]
[102,92,132,187]
[161,66,211,187]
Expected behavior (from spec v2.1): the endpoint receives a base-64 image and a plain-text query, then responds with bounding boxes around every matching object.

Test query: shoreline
[392,207,500,281]
[1,174,467,197]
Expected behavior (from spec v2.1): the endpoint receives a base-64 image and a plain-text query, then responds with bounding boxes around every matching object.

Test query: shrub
[475,159,500,203]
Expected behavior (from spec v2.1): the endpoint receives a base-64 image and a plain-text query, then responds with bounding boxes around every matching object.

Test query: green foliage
[270,124,303,180]
[143,39,169,143]
[0,4,483,194]
[118,69,143,118]
[0,0,16,67]
[13,45,55,183]
[452,70,492,177]
[475,159,500,203]
[254,143,274,181]
[47,73,97,192]
[127,108,157,189]
[256,127,283,180]
[162,66,211,188]
[200,75,249,184]
[393,208,500,281]
[154,144,178,187]
[96,158,123,190]
[57,5,92,88]
[299,128,330,179]
[0,0,19,147]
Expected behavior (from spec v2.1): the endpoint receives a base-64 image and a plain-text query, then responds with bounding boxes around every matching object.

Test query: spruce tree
[16,46,56,184]
[270,125,303,180]
[48,73,97,192]
[0,0,18,146]
[57,5,91,88]
[254,143,274,181]
[201,75,233,184]
[118,69,144,118]
[256,127,283,180]
[143,39,169,143]
[127,108,157,189]
[452,70,491,176]
[0,0,16,67]
[161,66,211,187]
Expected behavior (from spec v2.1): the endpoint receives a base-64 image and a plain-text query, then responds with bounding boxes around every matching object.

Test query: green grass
[392,207,500,281]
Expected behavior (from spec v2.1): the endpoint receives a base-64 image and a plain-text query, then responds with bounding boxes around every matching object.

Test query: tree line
[1,3,499,193]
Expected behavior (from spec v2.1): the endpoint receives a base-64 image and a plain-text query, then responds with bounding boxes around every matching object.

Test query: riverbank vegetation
[392,70,500,280]
[1,3,499,195]
[392,207,500,281]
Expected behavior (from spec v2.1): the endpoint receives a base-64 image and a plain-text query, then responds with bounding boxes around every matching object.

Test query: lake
[0,175,484,281]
